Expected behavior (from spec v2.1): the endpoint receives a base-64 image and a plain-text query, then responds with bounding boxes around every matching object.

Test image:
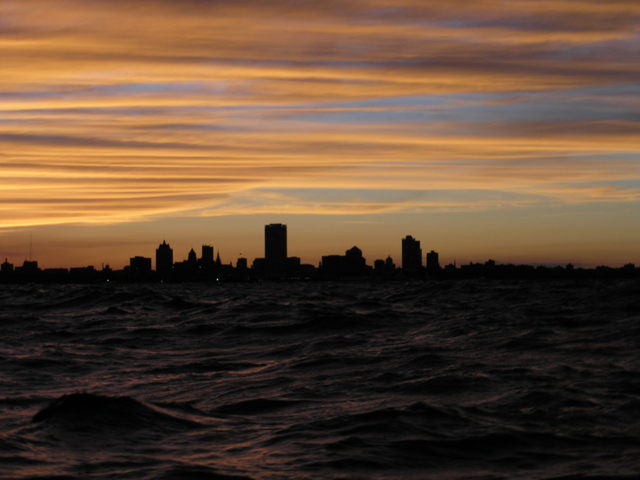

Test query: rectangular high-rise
[426,250,440,275]
[201,245,214,266]
[265,223,287,266]
[402,235,422,274]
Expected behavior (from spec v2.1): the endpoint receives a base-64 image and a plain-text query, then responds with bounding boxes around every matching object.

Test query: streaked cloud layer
[1,0,639,264]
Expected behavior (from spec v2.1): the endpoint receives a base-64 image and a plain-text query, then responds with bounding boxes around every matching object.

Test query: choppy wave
[1,280,639,479]
[32,393,200,431]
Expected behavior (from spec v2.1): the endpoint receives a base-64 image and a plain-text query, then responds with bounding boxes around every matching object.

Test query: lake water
[1,280,639,479]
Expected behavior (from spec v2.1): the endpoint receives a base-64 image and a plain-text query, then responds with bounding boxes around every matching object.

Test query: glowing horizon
[1,0,639,268]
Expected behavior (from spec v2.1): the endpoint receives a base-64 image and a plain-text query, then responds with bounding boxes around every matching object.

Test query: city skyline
[0,1,639,267]
[3,225,440,271]
[0,222,637,272]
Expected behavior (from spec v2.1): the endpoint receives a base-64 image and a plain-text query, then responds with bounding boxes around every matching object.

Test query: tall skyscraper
[155,240,173,277]
[402,235,422,274]
[265,223,287,268]
[201,245,214,267]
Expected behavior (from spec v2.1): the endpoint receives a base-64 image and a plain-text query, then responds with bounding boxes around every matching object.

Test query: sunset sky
[1,0,639,268]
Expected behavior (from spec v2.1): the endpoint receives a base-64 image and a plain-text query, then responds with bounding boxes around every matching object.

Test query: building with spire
[155,241,173,278]
[187,248,197,266]
[1,258,14,277]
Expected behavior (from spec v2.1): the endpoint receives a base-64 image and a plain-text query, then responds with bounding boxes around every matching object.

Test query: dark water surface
[1,280,639,479]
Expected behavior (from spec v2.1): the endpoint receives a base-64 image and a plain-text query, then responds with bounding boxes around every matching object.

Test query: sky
[0,0,639,268]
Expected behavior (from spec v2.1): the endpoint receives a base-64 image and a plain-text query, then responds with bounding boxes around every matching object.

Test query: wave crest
[32,393,199,431]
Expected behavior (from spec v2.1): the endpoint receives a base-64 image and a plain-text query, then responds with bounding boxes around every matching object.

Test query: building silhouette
[265,223,287,273]
[69,266,97,282]
[426,250,440,275]
[173,248,203,279]
[374,256,397,278]
[402,235,422,276]
[320,246,370,278]
[201,245,214,268]
[155,241,173,277]
[19,260,39,274]
[187,248,197,266]
[320,255,343,278]
[252,257,266,274]
[129,256,151,274]
[344,246,368,276]
[1,258,13,274]
[286,256,301,275]
[385,256,395,271]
